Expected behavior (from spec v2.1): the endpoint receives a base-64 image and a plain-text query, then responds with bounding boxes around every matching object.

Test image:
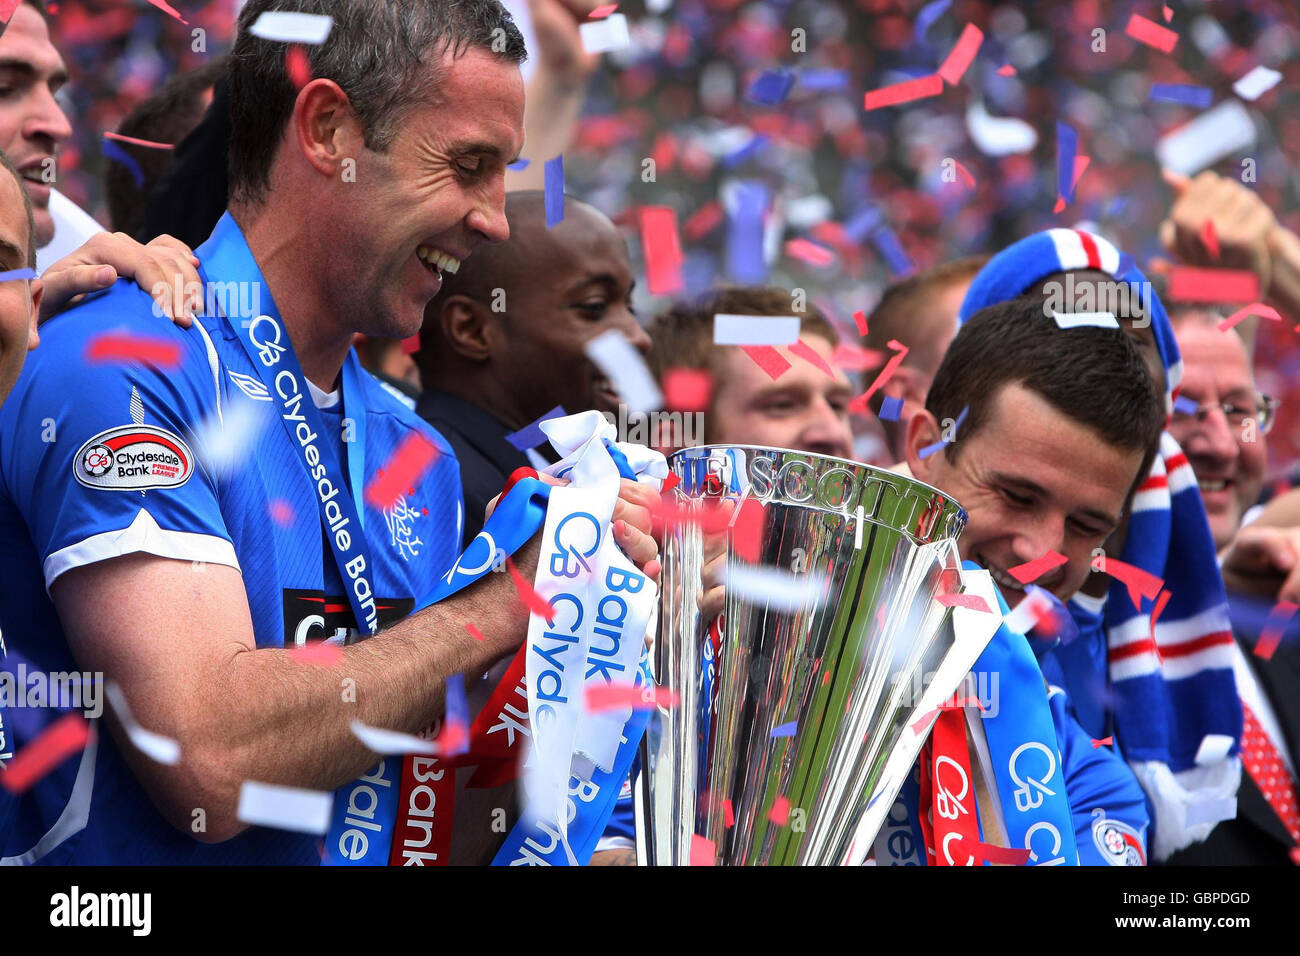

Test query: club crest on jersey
[383,494,424,561]
[1091,813,1146,866]
[75,424,194,491]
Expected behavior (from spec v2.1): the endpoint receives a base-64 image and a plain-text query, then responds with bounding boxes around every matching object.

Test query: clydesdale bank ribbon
[332,411,667,866]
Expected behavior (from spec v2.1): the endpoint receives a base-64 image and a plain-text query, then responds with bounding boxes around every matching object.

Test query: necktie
[1240,702,1300,845]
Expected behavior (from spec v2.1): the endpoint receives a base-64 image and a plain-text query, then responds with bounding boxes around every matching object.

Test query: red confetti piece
[952,159,976,190]
[85,333,181,368]
[937,23,983,86]
[1290,845,1300,866]
[0,713,90,793]
[1256,601,1299,661]
[640,206,685,296]
[1051,156,1090,213]
[661,472,681,495]
[651,496,732,535]
[1148,589,1171,662]
[996,63,1016,77]
[1093,555,1164,611]
[437,719,468,756]
[788,339,835,377]
[588,3,617,17]
[400,333,420,355]
[466,623,486,642]
[1201,220,1220,261]
[1092,735,1115,749]
[848,339,909,413]
[937,592,993,614]
[723,798,735,828]
[1125,12,1178,53]
[1162,4,1173,21]
[739,345,791,381]
[689,833,717,866]
[661,367,712,412]
[268,498,296,527]
[783,238,835,267]
[1217,302,1281,332]
[977,842,1032,865]
[288,643,344,666]
[1007,550,1068,585]
[365,432,439,510]
[585,682,680,712]
[682,201,723,241]
[285,44,312,90]
[1167,268,1261,304]
[910,705,942,736]
[730,496,766,562]
[0,0,19,25]
[822,669,831,686]
[863,73,943,112]
[832,343,886,371]
[505,556,557,625]
[768,795,792,826]
[145,0,189,24]
[852,309,869,336]
[102,131,175,150]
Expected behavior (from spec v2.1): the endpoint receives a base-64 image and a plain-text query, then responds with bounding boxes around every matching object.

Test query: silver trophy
[637,445,1001,866]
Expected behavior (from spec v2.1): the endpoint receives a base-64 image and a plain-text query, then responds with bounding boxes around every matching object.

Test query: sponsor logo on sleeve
[1092,815,1146,866]
[74,425,195,491]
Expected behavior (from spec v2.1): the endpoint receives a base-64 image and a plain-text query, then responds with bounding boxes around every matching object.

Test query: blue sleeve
[598,752,641,846]
[1050,688,1151,865]
[0,288,234,589]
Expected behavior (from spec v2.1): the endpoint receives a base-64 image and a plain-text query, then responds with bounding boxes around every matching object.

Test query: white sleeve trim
[593,835,634,854]
[42,508,240,591]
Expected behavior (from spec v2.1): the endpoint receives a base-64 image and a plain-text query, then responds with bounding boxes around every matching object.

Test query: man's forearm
[1266,225,1300,322]
[506,74,586,192]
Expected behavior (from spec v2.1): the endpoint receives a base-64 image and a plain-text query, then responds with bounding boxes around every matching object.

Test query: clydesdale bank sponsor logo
[75,424,194,491]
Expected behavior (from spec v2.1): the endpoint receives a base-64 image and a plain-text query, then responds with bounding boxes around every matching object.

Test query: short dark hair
[927,295,1164,483]
[0,148,37,269]
[228,0,527,208]
[105,59,228,237]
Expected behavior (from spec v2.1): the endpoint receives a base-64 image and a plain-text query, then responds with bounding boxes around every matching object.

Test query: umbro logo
[228,369,272,402]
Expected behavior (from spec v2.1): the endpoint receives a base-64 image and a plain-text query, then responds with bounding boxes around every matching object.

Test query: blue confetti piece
[1056,121,1077,203]
[914,0,951,47]
[879,395,903,421]
[870,226,914,277]
[444,673,469,756]
[1149,83,1213,108]
[504,404,567,452]
[102,137,144,189]
[726,180,769,284]
[544,155,564,228]
[771,720,798,738]
[0,268,37,282]
[1106,197,1130,218]
[918,439,947,459]
[953,403,969,432]
[747,69,794,105]
[508,158,530,171]
[1173,394,1200,416]
[842,205,882,244]
[797,68,849,92]
[722,133,768,168]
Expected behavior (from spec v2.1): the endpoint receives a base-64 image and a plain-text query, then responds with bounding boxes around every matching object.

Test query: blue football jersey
[0,214,463,864]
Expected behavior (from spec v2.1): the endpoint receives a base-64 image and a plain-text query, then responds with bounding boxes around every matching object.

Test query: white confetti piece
[1156,100,1256,176]
[579,13,630,54]
[713,314,801,346]
[349,719,438,755]
[966,100,1037,156]
[105,682,180,766]
[1001,588,1052,636]
[237,780,333,835]
[1194,733,1234,766]
[190,398,270,476]
[584,329,663,413]
[1052,310,1119,330]
[729,565,827,612]
[1232,65,1282,102]
[249,11,334,44]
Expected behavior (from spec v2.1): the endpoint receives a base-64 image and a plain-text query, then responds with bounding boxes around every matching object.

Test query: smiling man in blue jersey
[0,0,659,865]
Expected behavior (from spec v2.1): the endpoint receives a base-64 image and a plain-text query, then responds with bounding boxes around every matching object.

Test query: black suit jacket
[1163,634,1300,866]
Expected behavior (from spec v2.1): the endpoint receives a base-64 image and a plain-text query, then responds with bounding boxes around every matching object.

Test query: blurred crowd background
[45,0,1300,477]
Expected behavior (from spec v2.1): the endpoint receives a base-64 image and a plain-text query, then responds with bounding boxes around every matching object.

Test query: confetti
[771,720,798,738]
[506,556,557,624]
[507,158,530,171]
[1194,734,1234,766]
[1255,600,1299,661]
[788,339,835,377]
[0,267,37,282]
[1155,101,1256,176]
[0,713,90,793]
[438,674,469,756]
[966,100,1037,156]
[1002,587,1057,636]
[1091,736,1115,749]
[364,432,439,510]
[1092,555,1163,611]
[768,795,792,826]
[918,439,947,460]
[1052,310,1119,330]
[852,309,869,336]
[832,343,885,371]
[579,12,630,54]
[689,833,717,866]
[723,798,735,828]
[878,395,903,421]
[1008,550,1068,585]
[682,201,723,242]
[871,226,915,277]
[400,333,419,356]
[849,339,909,412]
[914,0,951,46]
[466,623,486,642]
[747,69,795,105]
[639,205,684,296]
[1148,589,1172,661]
[729,495,766,562]
[249,10,332,43]
[284,44,312,89]
[1233,65,1282,102]
[105,683,180,766]
[350,719,438,755]
[191,399,268,477]
[936,592,993,614]
[1056,122,1078,206]
[269,498,295,526]
[950,159,976,189]
[783,237,835,267]
[661,367,712,412]
[101,138,145,189]
[145,0,189,25]
[995,63,1016,77]
[585,682,680,712]
[544,155,565,228]
[937,23,983,86]
[740,345,790,381]
[1125,12,1178,53]
[587,3,618,18]
[85,332,181,368]
[504,405,566,452]
[863,73,943,112]
[1201,219,1220,261]
[1167,267,1261,304]
[585,329,663,413]
[1216,302,1281,332]
[714,314,800,346]
[288,642,344,665]
[102,130,174,150]
[729,565,827,612]
[797,69,849,92]
[236,780,332,835]
[725,181,769,284]
[1149,83,1212,108]
[0,0,18,26]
